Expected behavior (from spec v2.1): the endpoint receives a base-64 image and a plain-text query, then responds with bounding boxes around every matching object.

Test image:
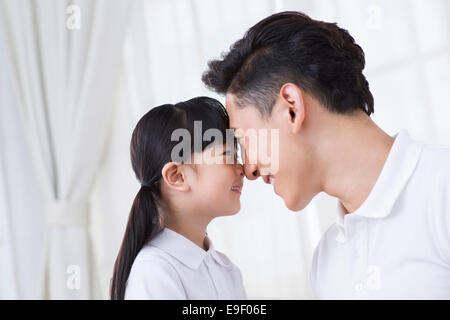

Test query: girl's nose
[236,163,245,177]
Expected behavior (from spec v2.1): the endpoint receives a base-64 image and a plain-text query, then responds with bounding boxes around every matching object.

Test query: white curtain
[0,0,132,298]
[1,0,449,299]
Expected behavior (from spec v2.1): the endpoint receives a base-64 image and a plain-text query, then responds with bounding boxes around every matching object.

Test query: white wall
[1,0,449,299]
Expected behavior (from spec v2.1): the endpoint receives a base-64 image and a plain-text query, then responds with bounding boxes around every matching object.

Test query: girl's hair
[110,96,230,300]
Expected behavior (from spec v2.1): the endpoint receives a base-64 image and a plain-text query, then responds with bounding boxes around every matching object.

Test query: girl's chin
[225,203,241,215]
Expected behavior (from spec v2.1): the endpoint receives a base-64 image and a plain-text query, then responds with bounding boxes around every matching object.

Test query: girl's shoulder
[213,250,233,266]
[128,242,181,282]
[213,250,243,274]
[134,240,171,263]
[125,243,186,299]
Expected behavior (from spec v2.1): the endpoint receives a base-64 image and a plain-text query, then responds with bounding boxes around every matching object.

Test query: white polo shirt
[125,227,247,299]
[311,129,450,299]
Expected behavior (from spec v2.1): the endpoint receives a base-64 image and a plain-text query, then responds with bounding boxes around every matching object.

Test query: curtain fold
[0,0,133,298]
[0,139,19,299]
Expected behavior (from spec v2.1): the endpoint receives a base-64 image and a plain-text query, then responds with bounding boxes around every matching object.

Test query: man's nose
[243,163,260,180]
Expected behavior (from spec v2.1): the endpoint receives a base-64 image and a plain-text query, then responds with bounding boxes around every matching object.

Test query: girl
[110,96,247,300]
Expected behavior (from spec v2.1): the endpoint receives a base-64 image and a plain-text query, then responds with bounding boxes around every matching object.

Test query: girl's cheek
[225,165,237,177]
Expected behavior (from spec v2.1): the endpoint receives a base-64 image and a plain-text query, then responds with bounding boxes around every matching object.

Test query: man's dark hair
[202,11,374,117]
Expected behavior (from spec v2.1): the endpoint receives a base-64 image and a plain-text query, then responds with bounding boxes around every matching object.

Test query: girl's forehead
[203,142,234,155]
[189,142,237,165]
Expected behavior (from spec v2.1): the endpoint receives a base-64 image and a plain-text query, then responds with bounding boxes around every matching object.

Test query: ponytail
[112,96,231,299]
[110,184,162,300]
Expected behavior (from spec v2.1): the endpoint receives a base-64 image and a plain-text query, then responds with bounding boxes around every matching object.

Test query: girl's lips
[231,184,243,193]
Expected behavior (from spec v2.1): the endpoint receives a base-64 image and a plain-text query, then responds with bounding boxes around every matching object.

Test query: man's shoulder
[417,142,450,264]
[312,223,340,261]
[419,142,450,169]
[310,222,340,290]
[412,142,450,184]
[420,142,450,202]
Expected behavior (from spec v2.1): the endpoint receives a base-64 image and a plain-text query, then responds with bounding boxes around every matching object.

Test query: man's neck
[317,113,394,214]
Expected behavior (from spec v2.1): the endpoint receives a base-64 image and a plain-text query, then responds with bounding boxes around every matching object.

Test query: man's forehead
[225,93,239,129]
[225,93,237,111]
[225,93,260,130]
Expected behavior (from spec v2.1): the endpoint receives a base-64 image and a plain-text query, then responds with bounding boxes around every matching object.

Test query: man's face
[225,93,320,211]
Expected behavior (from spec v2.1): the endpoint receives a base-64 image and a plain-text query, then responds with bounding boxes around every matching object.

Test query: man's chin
[282,195,310,212]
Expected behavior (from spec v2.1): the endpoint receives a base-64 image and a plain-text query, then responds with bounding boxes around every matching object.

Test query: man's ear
[279,83,306,134]
[161,162,190,192]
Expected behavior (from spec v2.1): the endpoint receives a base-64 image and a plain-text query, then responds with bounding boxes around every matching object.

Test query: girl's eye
[222,150,241,164]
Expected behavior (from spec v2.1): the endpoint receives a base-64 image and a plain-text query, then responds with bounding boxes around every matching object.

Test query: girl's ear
[161,162,190,192]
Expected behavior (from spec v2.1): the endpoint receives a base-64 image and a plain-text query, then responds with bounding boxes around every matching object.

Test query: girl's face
[189,143,244,217]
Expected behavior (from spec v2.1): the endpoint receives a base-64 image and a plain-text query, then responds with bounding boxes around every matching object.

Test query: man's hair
[202,11,374,117]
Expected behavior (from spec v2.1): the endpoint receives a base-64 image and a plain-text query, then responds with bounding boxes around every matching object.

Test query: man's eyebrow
[232,127,245,134]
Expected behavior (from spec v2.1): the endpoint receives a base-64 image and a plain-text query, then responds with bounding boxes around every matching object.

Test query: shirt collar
[149,227,230,269]
[338,129,424,221]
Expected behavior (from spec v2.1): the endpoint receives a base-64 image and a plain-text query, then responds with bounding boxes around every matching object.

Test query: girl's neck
[164,217,210,250]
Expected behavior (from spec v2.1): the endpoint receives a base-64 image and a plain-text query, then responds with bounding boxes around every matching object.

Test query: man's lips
[262,174,274,185]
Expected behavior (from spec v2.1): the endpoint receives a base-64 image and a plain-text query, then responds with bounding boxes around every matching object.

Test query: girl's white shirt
[125,227,247,300]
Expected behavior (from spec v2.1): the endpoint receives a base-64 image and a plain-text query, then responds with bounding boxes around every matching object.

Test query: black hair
[202,11,374,117]
[110,96,230,300]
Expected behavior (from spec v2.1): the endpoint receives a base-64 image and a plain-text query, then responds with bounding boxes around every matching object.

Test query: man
[202,11,450,299]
